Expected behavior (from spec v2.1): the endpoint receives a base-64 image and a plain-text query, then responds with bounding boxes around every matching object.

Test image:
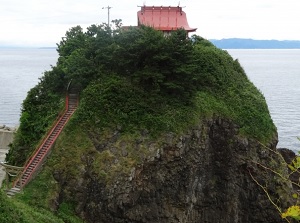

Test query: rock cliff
[52,117,291,223]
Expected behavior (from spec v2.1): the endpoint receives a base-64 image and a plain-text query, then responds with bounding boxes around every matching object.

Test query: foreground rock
[53,117,292,223]
[278,148,300,191]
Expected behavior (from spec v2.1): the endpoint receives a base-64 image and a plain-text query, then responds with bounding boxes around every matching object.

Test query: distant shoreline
[3,38,300,49]
[210,38,300,49]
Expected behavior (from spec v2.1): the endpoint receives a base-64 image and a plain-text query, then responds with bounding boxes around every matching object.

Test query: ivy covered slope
[5,24,277,221]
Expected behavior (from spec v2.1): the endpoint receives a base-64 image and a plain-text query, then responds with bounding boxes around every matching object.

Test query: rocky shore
[0,125,15,186]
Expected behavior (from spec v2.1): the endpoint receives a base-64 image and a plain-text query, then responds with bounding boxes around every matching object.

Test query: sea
[227,49,300,151]
[0,48,299,151]
[0,48,58,127]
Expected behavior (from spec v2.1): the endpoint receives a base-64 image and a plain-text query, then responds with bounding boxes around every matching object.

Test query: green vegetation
[0,190,70,223]
[6,67,66,165]
[7,24,276,167]
[3,21,276,222]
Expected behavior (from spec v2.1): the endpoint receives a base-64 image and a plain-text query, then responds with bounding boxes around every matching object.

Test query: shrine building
[137,6,197,35]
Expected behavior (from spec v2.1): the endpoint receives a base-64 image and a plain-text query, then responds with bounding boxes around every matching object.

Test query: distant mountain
[210,38,300,49]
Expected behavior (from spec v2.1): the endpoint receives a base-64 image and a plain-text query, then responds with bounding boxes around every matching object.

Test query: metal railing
[12,80,75,188]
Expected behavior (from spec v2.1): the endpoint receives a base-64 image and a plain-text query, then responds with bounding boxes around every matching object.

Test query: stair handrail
[24,105,66,168]
[21,79,72,169]
[12,97,68,188]
[22,94,69,170]
[67,79,73,92]
[21,106,77,186]
[12,96,72,188]
[13,80,75,188]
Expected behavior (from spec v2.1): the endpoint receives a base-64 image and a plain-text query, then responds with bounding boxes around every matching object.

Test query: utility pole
[102,6,112,27]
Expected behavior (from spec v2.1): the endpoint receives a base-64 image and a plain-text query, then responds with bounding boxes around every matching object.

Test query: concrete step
[6,187,21,197]
[9,187,21,193]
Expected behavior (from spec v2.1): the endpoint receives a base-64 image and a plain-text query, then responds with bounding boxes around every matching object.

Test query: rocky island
[1,24,297,222]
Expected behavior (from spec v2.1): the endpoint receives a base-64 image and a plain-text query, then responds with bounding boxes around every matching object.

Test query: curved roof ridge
[137,6,197,32]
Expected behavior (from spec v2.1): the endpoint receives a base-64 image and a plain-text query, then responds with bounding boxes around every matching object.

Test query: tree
[57,26,86,57]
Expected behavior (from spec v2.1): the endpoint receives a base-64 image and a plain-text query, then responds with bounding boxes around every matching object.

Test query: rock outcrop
[53,117,292,223]
[278,148,300,191]
[278,148,296,164]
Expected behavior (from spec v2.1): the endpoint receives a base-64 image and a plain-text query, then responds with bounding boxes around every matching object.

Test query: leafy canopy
[7,22,276,166]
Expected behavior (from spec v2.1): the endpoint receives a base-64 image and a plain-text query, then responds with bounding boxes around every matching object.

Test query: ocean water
[0,48,58,127]
[0,48,299,151]
[227,49,300,151]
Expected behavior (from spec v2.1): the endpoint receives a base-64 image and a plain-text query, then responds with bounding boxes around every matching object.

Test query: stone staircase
[6,187,21,197]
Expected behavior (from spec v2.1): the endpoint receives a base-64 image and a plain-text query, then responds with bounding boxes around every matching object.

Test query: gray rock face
[278,148,300,191]
[59,118,291,223]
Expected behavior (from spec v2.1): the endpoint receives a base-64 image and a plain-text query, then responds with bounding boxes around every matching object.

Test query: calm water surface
[0,48,299,151]
[0,48,58,127]
[228,49,300,151]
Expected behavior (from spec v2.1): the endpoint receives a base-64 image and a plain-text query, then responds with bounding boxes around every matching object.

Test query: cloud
[1,0,300,46]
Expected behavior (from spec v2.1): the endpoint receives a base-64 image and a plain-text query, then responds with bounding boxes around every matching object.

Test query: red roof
[137,6,197,32]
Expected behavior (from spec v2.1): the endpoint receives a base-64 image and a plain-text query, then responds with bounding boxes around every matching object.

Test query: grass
[7,126,89,223]
[0,190,68,223]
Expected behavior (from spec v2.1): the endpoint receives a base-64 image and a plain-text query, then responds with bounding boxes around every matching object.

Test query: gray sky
[1,0,300,47]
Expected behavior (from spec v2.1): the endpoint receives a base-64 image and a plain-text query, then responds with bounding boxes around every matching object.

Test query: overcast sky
[1,0,300,47]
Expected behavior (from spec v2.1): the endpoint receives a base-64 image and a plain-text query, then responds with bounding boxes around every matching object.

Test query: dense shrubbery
[3,21,278,223]
[6,22,276,166]
[6,69,66,165]
[70,25,275,139]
